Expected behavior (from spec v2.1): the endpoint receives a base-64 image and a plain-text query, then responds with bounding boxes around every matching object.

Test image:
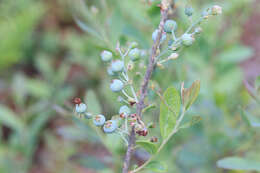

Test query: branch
[122,2,170,172]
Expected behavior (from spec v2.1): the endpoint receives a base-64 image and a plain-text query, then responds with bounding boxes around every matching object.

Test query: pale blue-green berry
[211,5,222,15]
[107,66,115,76]
[129,48,140,61]
[185,6,194,16]
[181,33,194,46]
[194,27,202,34]
[111,60,124,72]
[93,114,106,126]
[163,20,177,33]
[130,42,138,48]
[101,50,112,62]
[201,10,209,18]
[119,105,131,116]
[152,29,166,43]
[84,112,92,119]
[110,79,124,92]
[75,103,87,113]
[103,120,118,133]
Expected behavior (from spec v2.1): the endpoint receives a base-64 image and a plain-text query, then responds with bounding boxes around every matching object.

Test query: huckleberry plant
[73,2,222,173]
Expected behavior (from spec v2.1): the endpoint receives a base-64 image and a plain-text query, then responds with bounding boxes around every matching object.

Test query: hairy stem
[122,2,170,172]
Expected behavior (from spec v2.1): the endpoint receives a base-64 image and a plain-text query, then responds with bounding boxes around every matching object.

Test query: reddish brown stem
[122,4,170,173]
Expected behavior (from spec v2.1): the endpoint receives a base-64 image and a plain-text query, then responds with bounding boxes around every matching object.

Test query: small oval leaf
[136,140,158,154]
[145,161,168,172]
[217,157,260,171]
[160,86,180,139]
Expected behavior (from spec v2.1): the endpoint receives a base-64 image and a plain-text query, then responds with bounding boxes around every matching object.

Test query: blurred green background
[0,0,259,173]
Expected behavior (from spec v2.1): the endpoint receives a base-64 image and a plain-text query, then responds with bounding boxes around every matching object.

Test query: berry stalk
[122,1,171,172]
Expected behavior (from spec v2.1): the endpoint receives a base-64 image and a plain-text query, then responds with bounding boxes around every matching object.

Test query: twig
[131,107,186,173]
[122,2,171,172]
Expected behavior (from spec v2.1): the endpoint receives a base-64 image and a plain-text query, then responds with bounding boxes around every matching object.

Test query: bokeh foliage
[0,0,259,173]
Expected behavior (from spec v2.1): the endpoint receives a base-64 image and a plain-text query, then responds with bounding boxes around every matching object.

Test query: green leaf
[136,140,158,154]
[239,107,252,128]
[85,90,101,114]
[214,67,242,93]
[0,105,24,131]
[160,86,180,139]
[217,157,260,171]
[218,45,253,64]
[145,161,168,172]
[180,116,202,129]
[74,17,103,41]
[181,80,200,110]
[26,79,51,98]
[72,154,108,170]
[239,108,260,128]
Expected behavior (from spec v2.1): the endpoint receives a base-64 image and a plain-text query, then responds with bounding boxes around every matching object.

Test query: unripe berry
[181,33,194,46]
[201,10,209,19]
[103,120,118,133]
[152,29,166,43]
[101,50,112,62]
[129,48,140,61]
[111,60,124,72]
[119,105,131,117]
[163,20,177,33]
[211,5,222,15]
[110,79,124,92]
[93,114,106,126]
[185,6,194,17]
[84,112,92,119]
[194,27,202,34]
[130,42,138,48]
[75,103,87,113]
[107,66,115,76]
[168,53,179,60]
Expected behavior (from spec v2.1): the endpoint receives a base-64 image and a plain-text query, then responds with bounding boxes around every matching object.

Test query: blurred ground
[241,0,260,80]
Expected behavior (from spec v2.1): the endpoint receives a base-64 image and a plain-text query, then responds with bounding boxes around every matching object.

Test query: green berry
[194,27,202,34]
[130,42,138,48]
[129,48,140,61]
[93,114,106,126]
[110,79,124,92]
[75,103,87,113]
[211,5,222,15]
[152,29,166,43]
[119,105,131,116]
[107,66,115,76]
[101,50,112,62]
[84,112,92,119]
[185,6,194,17]
[111,60,124,72]
[181,33,194,46]
[103,120,118,133]
[163,20,177,33]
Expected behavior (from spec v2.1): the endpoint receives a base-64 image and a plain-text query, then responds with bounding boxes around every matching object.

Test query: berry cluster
[74,98,118,133]
[72,4,222,144]
[73,42,148,142]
